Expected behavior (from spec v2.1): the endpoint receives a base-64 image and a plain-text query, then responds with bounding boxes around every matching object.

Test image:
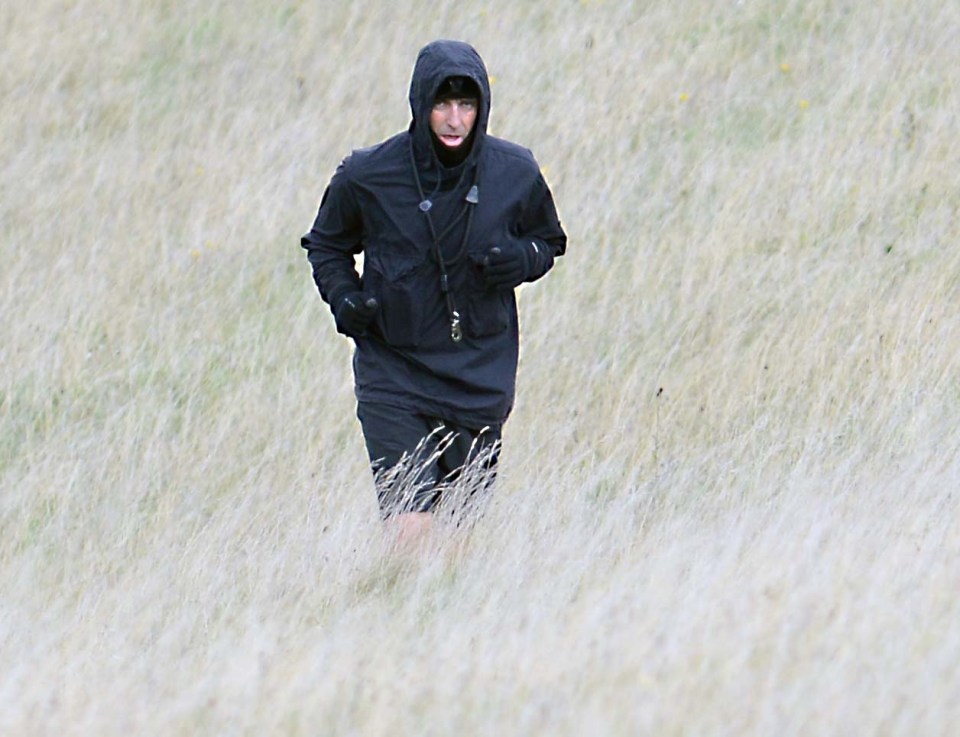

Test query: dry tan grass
[2,0,959,734]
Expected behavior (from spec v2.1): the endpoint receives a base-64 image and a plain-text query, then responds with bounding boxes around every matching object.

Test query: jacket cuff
[524,238,553,282]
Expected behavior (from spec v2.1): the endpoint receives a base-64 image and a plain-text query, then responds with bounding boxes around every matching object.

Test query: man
[301,39,566,542]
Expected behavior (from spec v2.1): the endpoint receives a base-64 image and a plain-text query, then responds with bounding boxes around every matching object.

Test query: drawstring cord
[408,136,479,343]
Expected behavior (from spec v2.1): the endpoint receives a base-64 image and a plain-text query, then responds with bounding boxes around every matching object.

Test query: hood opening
[408,40,491,171]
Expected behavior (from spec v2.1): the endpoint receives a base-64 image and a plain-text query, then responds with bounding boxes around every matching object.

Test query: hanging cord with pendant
[408,137,480,343]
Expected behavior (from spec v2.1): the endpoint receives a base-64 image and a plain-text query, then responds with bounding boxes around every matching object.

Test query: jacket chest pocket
[463,248,512,339]
[364,239,429,348]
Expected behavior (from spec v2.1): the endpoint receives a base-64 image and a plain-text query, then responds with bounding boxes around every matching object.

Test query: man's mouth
[439,134,465,147]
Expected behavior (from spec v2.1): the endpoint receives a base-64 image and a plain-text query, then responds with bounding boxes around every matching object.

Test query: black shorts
[356,401,502,517]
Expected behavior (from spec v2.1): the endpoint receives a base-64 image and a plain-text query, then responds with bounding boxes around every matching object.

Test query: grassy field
[2,0,959,734]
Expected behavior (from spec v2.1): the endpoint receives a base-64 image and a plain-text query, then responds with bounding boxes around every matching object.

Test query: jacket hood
[408,40,491,168]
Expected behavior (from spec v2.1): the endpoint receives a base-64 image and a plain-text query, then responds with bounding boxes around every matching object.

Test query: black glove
[481,242,532,291]
[333,293,378,337]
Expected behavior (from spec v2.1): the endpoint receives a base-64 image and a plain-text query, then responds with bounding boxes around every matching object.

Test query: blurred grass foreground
[1,1,959,734]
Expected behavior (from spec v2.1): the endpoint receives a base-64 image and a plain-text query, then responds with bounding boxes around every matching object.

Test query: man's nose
[448,103,463,126]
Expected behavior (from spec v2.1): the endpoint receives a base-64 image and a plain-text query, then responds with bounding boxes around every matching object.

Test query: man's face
[430,96,478,149]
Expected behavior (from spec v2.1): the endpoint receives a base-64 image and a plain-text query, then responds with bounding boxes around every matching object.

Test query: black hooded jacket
[301,40,567,427]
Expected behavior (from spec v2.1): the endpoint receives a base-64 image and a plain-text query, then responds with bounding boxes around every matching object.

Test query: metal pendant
[450,312,463,343]
[419,199,432,212]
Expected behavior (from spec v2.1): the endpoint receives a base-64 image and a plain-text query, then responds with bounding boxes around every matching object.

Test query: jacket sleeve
[518,171,567,283]
[300,158,364,309]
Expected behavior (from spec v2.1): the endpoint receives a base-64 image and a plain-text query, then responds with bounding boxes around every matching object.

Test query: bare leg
[384,512,434,552]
